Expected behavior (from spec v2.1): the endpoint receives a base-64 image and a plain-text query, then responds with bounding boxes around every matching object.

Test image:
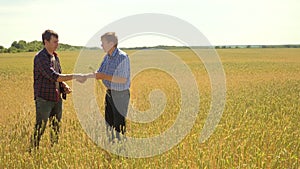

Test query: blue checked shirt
[97,48,130,91]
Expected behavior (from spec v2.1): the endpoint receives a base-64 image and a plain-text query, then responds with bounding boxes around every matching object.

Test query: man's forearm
[61,81,68,87]
[57,74,79,82]
[95,72,127,83]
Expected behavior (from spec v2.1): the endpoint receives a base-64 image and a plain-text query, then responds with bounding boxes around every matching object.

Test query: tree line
[0,40,83,53]
[1,40,300,53]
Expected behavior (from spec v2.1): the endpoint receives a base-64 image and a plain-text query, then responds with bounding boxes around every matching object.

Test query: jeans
[31,97,62,148]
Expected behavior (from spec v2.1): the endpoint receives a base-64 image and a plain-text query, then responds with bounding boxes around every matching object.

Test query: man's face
[45,35,59,52]
[101,39,114,53]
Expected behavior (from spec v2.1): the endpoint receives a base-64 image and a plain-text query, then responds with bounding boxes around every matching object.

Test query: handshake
[73,73,95,83]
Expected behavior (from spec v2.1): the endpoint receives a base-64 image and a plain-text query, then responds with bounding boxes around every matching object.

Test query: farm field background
[0,48,299,168]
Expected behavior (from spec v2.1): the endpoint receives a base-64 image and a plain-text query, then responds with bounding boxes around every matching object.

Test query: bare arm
[94,72,127,84]
[56,74,83,82]
[61,81,72,94]
[56,74,74,82]
[61,81,68,87]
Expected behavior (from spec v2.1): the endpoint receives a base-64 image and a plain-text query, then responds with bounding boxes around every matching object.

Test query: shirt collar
[43,48,58,57]
[108,47,118,57]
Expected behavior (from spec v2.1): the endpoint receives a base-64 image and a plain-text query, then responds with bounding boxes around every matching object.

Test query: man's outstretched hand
[73,73,95,83]
[74,74,87,83]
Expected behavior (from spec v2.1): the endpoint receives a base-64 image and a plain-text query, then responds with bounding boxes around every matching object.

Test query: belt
[107,89,129,93]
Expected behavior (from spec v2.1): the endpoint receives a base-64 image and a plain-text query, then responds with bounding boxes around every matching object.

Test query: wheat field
[0,48,299,168]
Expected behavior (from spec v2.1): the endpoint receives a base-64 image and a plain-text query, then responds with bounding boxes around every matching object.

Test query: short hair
[101,32,118,47]
[42,30,58,45]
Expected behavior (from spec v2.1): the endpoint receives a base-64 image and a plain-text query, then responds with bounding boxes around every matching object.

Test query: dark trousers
[31,97,62,148]
[105,89,130,141]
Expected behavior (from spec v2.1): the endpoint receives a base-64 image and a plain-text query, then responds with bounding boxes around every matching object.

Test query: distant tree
[18,40,27,50]
[27,40,43,52]
[11,41,20,48]
[8,46,18,53]
[3,48,8,53]
[0,46,3,53]
[0,46,4,53]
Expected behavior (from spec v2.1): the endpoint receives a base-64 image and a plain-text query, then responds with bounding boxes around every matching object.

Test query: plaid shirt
[97,48,130,91]
[33,48,62,101]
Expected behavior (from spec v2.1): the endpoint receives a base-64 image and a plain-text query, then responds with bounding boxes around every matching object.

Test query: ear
[44,40,49,46]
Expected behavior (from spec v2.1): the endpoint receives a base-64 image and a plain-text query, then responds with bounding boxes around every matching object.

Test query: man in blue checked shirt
[89,32,130,142]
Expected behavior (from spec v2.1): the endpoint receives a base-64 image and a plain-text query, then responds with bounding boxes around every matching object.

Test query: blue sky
[0,0,299,48]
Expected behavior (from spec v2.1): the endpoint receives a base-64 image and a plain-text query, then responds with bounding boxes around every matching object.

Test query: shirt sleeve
[34,54,60,82]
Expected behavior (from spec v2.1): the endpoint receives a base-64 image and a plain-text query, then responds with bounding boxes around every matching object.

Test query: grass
[0,48,299,168]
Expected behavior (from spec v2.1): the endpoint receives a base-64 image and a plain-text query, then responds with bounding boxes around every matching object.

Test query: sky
[0,0,299,48]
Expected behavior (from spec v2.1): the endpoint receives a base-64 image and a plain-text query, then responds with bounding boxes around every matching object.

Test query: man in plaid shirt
[30,30,85,151]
